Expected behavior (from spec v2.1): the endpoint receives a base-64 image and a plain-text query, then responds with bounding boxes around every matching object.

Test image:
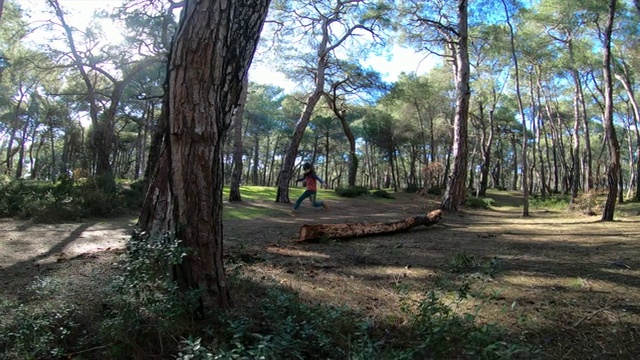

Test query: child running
[293,162,327,210]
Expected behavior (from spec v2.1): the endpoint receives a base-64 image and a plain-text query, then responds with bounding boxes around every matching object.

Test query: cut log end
[297,209,442,242]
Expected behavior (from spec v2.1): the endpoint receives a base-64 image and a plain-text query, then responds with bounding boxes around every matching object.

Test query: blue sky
[25,0,440,92]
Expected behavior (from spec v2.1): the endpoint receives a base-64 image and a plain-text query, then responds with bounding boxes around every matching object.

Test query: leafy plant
[529,194,570,210]
[0,298,81,359]
[100,230,198,357]
[335,186,369,198]
[465,197,495,209]
[399,291,527,359]
[371,189,394,199]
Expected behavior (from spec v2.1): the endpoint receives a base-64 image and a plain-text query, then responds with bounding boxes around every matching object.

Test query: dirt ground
[1,191,639,359]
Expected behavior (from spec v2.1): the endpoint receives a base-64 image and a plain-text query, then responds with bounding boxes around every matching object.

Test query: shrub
[404,184,420,193]
[427,186,443,195]
[573,190,602,215]
[465,197,494,209]
[0,175,144,222]
[399,291,525,359]
[100,231,197,357]
[209,288,377,360]
[529,194,570,210]
[335,186,369,198]
[372,189,394,199]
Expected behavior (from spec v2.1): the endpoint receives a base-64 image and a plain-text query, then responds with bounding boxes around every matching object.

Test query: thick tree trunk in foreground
[298,210,442,242]
[139,0,270,310]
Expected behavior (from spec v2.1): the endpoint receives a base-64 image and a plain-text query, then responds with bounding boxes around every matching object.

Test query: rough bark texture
[139,0,270,310]
[298,210,442,242]
[441,0,470,211]
[601,0,619,221]
[229,75,249,202]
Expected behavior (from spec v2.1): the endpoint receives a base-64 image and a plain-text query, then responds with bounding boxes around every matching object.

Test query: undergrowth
[0,233,531,360]
[0,174,144,222]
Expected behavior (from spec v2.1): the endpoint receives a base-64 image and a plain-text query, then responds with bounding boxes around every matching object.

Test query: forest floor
[1,190,640,359]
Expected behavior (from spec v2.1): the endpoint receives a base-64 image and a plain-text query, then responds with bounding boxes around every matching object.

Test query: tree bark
[441,0,470,211]
[601,0,619,221]
[139,0,270,310]
[229,75,249,202]
[615,71,640,201]
[501,0,529,216]
[298,210,442,242]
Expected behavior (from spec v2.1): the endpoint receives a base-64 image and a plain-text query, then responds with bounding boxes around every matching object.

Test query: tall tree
[46,0,162,177]
[139,0,270,310]
[323,60,386,187]
[501,0,530,216]
[601,0,619,221]
[270,0,387,203]
[228,74,249,202]
[402,0,471,210]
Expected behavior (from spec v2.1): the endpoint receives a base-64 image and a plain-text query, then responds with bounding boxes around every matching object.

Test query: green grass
[618,199,640,217]
[223,203,283,220]
[222,186,341,202]
[221,186,340,220]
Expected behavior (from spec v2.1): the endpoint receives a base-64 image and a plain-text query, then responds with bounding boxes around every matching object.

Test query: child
[293,162,327,210]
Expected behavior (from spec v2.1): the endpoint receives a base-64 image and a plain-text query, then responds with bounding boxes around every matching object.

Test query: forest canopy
[0,0,638,214]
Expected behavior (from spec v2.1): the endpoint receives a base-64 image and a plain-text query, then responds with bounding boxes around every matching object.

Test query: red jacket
[297,173,324,191]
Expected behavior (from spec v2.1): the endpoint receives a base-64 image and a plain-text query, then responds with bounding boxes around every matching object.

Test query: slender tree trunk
[139,0,270,310]
[601,0,619,221]
[229,75,249,202]
[15,120,30,179]
[578,75,592,191]
[615,72,640,201]
[441,0,470,211]
[502,0,529,215]
[275,89,323,203]
[511,134,518,190]
[570,69,581,203]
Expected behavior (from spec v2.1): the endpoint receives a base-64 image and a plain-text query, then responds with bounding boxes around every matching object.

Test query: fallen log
[297,209,442,242]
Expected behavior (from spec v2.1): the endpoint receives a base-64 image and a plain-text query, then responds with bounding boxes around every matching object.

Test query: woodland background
[0,0,637,213]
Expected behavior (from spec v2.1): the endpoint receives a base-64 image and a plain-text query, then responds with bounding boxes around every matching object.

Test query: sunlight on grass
[221,185,343,220]
[222,185,341,202]
[224,204,279,220]
[618,200,640,217]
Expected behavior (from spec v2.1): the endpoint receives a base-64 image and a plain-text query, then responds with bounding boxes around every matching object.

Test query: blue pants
[293,190,324,209]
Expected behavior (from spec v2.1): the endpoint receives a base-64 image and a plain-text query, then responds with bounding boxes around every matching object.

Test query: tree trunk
[441,0,470,211]
[15,120,30,179]
[615,71,640,201]
[511,134,518,190]
[229,75,249,202]
[502,0,529,216]
[298,210,442,242]
[601,0,619,221]
[325,95,357,188]
[139,0,270,310]
[276,89,324,203]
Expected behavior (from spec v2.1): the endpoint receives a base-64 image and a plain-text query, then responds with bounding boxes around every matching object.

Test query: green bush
[100,231,197,357]
[465,197,495,209]
[335,186,369,198]
[529,194,570,210]
[427,186,443,195]
[399,291,525,359]
[212,289,372,359]
[0,298,82,359]
[404,184,421,193]
[371,189,394,199]
[0,175,144,222]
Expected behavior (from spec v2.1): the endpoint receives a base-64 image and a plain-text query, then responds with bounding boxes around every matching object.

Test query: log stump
[297,209,442,242]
